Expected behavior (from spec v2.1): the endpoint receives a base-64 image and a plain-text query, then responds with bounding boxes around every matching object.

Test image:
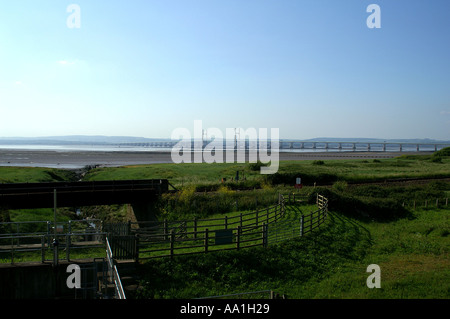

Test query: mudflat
[0,148,421,169]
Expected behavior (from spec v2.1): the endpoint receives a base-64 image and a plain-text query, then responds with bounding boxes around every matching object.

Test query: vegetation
[131,204,449,299]
[0,166,76,183]
[0,149,449,298]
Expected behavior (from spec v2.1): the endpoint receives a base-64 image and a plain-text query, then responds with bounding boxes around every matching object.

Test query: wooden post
[240,213,243,228]
[66,234,70,261]
[204,228,209,253]
[425,200,428,208]
[300,216,304,236]
[224,216,228,230]
[255,211,259,227]
[236,226,241,250]
[262,223,268,248]
[436,199,439,208]
[193,217,197,239]
[446,198,448,206]
[41,236,45,263]
[169,230,175,258]
[164,219,168,241]
[266,208,269,224]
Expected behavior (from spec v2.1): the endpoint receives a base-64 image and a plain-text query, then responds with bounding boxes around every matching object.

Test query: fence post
[224,216,228,230]
[266,208,269,224]
[41,236,45,263]
[164,219,168,241]
[262,223,268,248]
[436,199,439,208]
[11,237,14,264]
[66,234,70,261]
[170,230,175,258]
[255,211,259,227]
[300,216,304,236]
[204,229,209,253]
[425,200,428,208]
[135,235,139,262]
[446,198,448,206]
[240,213,243,228]
[236,226,241,250]
[194,217,197,239]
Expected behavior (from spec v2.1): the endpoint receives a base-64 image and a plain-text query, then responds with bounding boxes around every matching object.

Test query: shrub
[431,156,442,163]
[433,146,450,157]
[332,181,348,193]
[312,160,325,165]
[248,161,267,171]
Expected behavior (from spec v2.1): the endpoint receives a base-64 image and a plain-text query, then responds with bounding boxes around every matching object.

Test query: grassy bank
[0,166,76,183]
[82,156,450,189]
[131,204,449,299]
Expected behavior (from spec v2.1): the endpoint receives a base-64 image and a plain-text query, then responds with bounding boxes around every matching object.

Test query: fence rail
[135,194,328,260]
[106,238,126,299]
[0,194,329,263]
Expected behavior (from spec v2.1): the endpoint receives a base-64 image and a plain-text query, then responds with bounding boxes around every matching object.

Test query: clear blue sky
[1,0,449,140]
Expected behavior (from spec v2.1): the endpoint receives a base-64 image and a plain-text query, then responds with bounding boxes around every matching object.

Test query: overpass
[0,180,170,218]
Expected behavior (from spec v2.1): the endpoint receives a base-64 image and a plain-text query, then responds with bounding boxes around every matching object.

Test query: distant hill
[0,135,171,145]
[0,135,449,145]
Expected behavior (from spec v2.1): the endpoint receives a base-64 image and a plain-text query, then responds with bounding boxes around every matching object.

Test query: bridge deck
[0,179,169,209]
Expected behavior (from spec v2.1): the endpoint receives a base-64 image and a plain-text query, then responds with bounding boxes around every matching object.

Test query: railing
[401,198,449,209]
[106,237,126,299]
[135,194,329,260]
[135,198,286,260]
[0,195,329,264]
[0,231,107,264]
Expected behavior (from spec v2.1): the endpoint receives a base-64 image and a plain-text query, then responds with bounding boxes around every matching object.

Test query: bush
[431,156,442,163]
[433,147,450,157]
[312,160,325,166]
[306,187,410,221]
[332,181,348,192]
[248,161,267,171]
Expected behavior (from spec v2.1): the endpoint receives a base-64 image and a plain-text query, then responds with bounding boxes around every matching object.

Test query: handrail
[106,237,126,300]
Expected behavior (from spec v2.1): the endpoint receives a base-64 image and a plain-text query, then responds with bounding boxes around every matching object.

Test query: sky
[0,0,449,140]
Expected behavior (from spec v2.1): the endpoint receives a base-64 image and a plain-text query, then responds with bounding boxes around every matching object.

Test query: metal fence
[106,238,126,299]
[0,194,329,263]
[134,194,329,260]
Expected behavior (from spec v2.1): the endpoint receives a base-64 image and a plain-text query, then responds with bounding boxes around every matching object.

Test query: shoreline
[0,148,431,170]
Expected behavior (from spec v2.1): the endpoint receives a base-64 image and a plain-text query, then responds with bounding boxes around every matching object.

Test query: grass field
[132,205,449,299]
[82,156,450,189]
[0,152,449,299]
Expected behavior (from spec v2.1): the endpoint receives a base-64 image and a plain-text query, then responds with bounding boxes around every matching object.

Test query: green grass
[1,155,449,298]
[81,157,450,189]
[132,206,449,299]
[0,167,76,183]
